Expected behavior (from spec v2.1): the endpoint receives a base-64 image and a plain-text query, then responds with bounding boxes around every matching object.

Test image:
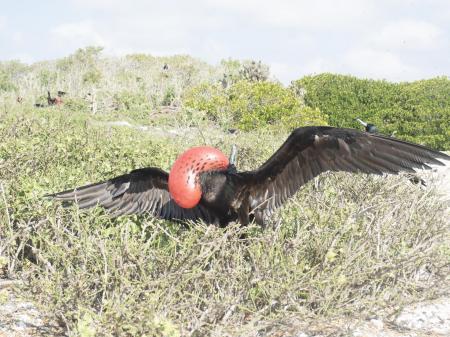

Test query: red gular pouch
[168,146,229,208]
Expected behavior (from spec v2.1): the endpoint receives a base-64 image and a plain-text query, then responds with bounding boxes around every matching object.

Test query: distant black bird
[47,91,62,106]
[48,126,449,227]
[356,118,378,133]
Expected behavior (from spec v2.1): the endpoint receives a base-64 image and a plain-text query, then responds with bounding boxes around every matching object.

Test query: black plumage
[48,126,449,227]
[356,118,427,186]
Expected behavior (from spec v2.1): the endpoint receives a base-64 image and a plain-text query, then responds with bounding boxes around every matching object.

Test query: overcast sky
[1,0,449,84]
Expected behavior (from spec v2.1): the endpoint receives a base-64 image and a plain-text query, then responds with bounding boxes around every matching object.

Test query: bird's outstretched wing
[47,167,219,224]
[240,126,449,218]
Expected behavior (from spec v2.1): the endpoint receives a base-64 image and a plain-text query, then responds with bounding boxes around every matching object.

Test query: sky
[0,0,449,84]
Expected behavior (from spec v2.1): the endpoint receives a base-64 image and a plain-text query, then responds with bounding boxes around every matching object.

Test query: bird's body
[48,126,449,227]
[47,91,63,106]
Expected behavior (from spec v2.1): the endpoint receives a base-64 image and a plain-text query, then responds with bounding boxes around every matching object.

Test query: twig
[0,182,11,228]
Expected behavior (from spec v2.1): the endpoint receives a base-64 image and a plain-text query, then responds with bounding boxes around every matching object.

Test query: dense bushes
[2,48,448,148]
[292,74,450,149]
[0,47,220,113]
[0,61,28,92]
[219,59,270,88]
[1,105,448,336]
[183,80,328,130]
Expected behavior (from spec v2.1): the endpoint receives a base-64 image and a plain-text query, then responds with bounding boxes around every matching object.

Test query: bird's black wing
[240,126,449,219]
[47,167,219,224]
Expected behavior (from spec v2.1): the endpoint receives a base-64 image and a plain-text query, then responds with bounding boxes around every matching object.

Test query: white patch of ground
[0,284,60,337]
[394,297,450,335]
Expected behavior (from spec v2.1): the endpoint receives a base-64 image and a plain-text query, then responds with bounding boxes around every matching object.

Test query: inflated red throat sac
[168,146,229,208]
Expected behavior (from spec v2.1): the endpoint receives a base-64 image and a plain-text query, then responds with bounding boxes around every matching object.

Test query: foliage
[4,47,223,117]
[218,58,242,88]
[0,61,28,92]
[73,46,104,64]
[291,74,450,149]
[219,59,270,88]
[38,69,57,88]
[184,80,328,130]
[0,70,16,92]
[63,97,90,113]
[82,69,103,85]
[0,106,448,336]
[161,86,176,106]
[238,60,270,82]
[112,91,153,121]
[182,82,229,125]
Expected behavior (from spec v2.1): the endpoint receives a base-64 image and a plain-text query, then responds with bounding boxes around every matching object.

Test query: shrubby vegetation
[292,73,450,149]
[0,106,448,336]
[0,48,448,149]
[184,80,328,130]
[0,47,449,336]
[0,47,220,112]
[218,58,270,88]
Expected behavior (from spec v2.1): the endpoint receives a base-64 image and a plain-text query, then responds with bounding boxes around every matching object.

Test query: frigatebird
[356,118,378,133]
[48,126,449,227]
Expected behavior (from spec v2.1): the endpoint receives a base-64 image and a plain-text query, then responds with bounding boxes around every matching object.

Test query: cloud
[11,32,23,44]
[0,15,6,31]
[1,0,448,83]
[372,20,443,51]
[69,0,377,31]
[51,21,107,49]
[68,0,124,10]
[58,2,230,59]
[206,0,377,30]
[270,62,296,83]
[343,48,421,81]
[300,58,339,75]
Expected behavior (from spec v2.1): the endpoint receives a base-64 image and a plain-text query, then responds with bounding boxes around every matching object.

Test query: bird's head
[356,118,378,134]
[168,146,231,208]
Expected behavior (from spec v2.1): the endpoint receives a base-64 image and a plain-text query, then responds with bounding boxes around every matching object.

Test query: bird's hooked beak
[229,144,238,166]
[356,118,368,127]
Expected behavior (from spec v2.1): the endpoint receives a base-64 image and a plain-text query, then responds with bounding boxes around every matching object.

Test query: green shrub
[183,82,230,125]
[0,61,28,92]
[82,69,102,85]
[38,69,57,87]
[219,59,241,88]
[238,60,270,82]
[112,91,153,121]
[161,86,176,106]
[0,72,16,92]
[219,59,270,88]
[184,80,328,130]
[113,91,151,111]
[63,97,90,113]
[291,74,450,149]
